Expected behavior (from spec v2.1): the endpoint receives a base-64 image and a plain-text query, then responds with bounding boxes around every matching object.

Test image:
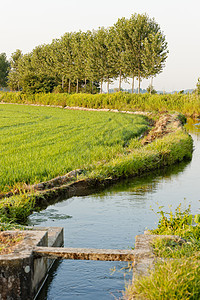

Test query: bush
[1,91,200,117]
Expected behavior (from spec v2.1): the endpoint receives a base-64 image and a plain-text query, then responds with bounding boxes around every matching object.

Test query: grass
[0,104,149,192]
[125,258,200,300]
[0,193,36,225]
[124,205,200,299]
[90,129,193,179]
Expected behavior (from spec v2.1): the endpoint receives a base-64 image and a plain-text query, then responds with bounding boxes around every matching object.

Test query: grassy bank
[124,206,200,299]
[90,129,193,179]
[1,91,200,117]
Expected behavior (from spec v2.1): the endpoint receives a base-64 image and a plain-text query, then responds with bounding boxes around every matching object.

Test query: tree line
[2,13,169,94]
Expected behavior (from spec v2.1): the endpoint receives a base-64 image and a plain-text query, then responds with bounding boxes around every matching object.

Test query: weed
[0,194,37,224]
[124,205,200,299]
[1,91,200,117]
[125,258,200,300]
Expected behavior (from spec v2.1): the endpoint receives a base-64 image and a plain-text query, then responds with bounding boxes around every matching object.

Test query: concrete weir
[0,227,63,300]
[33,247,135,261]
[0,228,178,300]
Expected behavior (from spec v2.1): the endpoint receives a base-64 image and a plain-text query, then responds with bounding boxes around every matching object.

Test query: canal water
[29,119,200,300]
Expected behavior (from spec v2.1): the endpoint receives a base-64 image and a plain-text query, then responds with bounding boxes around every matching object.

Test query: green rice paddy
[0,104,149,192]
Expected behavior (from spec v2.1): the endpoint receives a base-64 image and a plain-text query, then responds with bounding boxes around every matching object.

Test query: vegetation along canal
[29,119,200,300]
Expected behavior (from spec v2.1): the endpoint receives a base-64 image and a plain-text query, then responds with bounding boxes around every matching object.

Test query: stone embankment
[0,227,63,300]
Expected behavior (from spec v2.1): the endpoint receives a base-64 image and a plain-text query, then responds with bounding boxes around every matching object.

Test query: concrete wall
[0,228,63,300]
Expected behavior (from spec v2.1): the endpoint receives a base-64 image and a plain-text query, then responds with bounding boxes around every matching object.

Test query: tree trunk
[91,81,93,94]
[85,78,87,93]
[68,79,71,94]
[100,78,103,94]
[138,71,141,94]
[119,69,122,91]
[131,75,135,94]
[150,77,153,94]
[62,76,64,89]
[76,79,79,93]
[107,78,109,94]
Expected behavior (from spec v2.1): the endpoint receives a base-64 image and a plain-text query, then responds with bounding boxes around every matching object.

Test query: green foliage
[7,14,168,94]
[152,204,199,236]
[125,206,200,299]
[196,78,200,95]
[126,258,200,300]
[8,49,23,91]
[90,129,193,179]
[1,91,200,117]
[0,194,36,224]
[151,204,200,258]
[153,237,200,259]
[22,73,56,94]
[0,53,10,87]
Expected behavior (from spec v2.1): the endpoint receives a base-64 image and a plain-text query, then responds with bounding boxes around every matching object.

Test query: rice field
[0,104,149,192]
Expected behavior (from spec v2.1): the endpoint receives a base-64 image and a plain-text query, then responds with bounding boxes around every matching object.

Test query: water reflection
[99,159,191,197]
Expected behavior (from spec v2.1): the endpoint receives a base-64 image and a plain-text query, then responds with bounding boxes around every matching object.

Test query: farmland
[0,104,149,192]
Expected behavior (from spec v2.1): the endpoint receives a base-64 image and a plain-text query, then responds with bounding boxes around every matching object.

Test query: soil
[141,113,182,145]
[0,232,24,254]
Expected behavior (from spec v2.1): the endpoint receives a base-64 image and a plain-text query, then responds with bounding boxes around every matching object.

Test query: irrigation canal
[28,119,200,300]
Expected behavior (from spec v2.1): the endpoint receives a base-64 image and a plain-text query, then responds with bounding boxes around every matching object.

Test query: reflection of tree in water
[98,154,191,197]
[185,118,200,140]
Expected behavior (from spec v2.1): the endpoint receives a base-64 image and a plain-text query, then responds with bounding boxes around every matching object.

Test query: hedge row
[1,92,200,117]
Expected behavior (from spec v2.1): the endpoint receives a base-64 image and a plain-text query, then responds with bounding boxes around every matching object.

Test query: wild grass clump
[152,204,200,238]
[124,205,200,299]
[1,91,200,117]
[125,258,200,300]
[151,204,200,258]
[0,194,36,225]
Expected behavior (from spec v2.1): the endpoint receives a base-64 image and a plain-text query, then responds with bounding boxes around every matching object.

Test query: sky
[1,0,200,92]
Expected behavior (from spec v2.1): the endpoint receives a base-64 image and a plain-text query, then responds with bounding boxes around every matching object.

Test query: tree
[123,14,149,93]
[8,50,23,91]
[115,14,168,93]
[113,17,135,92]
[142,32,168,90]
[0,53,10,87]
[22,73,56,94]
[14,45,59,94]
[104,26,122,93]
[52,33,75,93]
[197,78,200,95]
[147,84,157,94]
[87,27,113,93]
[7,14,168,95]
[86,30,102,92]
